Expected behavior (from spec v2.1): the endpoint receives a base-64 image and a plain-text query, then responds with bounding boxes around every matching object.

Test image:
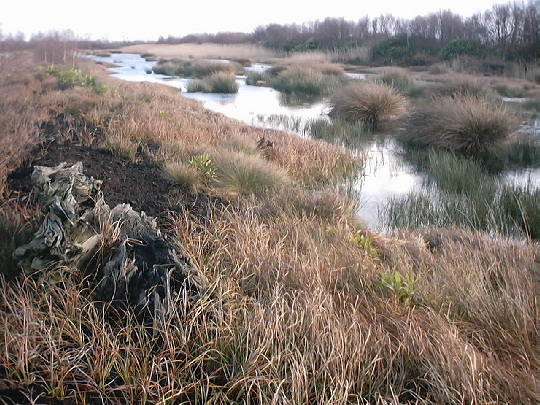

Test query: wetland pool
[87,53,539,231]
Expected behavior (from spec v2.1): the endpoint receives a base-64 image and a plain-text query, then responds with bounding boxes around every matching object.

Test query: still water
[87,53,538,230]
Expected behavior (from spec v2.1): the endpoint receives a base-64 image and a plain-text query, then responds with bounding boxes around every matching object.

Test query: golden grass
[164,161,202,192]
[0,53,52,195]
[401,95,516,154]
[120,43,281,60]
[210,150,291,198]
[329,81,407,129]
[0,50,538,404]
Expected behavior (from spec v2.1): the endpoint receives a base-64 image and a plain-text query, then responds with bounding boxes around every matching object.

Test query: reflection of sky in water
[354,139,424,229]
[86,53,538,230]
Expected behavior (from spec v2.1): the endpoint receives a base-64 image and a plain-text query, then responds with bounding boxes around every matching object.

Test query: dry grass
[401,95,517,155]
[164,161,202,192]
[120,43,281,60]
[210,150,291,198]
[187,72,239,93]
[0,50,538,404]
[0,53,52,195]
[329,82,407,129]
[259,129,362,187]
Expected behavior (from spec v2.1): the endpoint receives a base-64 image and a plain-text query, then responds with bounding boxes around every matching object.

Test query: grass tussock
[187,72,239,93]
[377,70,427,98]
[329,81,407,130]
[431,73,489,98]
[401,95,516,155]
[164,161,202,192]
[247,62,349,101]
[211,150,291,198]
[153,58,241,78]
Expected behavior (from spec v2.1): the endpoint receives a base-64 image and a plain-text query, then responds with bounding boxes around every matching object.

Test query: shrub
[371,34,412,65]
[400,95,516,155]
[187,72,239,93]
[440,39,486,61]
[328,82,406,129]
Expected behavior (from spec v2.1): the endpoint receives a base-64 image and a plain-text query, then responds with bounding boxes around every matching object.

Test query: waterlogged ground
[87,53,538,230]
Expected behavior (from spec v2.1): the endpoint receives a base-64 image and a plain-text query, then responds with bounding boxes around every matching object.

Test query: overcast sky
[1,0,515,41]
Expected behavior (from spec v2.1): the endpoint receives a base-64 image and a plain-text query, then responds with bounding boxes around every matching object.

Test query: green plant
[329,82,406,130]
[440,39,486,61]
[352,232,379,257]
[371,34,412,65]
[44,65,107,93]
[188,153,217,184]
[266,67,347,99]
[187,72,239,93]
[380,271,417,303]
[305,118,367,148]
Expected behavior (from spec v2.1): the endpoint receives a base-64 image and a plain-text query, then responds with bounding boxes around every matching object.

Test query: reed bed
[121,43,281,60]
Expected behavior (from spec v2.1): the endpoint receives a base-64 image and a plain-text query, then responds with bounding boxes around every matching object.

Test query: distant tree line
[159,1,539,63]
[1,1,537,65]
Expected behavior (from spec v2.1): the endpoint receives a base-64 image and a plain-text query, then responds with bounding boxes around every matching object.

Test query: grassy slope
[0,52,538,404]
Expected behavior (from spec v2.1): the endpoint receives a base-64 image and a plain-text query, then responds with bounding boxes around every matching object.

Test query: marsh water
[88,53,539,230]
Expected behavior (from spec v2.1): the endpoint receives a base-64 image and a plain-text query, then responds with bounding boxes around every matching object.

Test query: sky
[1,0,515,41]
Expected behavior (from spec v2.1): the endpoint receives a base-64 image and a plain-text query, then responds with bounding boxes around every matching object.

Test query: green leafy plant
[44,65,107,93]
[440,38,486,61]
[352,232,379,257]
[380,271,417,303]
[188,153,217,184]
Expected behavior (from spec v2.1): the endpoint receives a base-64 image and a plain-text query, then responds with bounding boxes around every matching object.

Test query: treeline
[1,2,537,66]
[160,1,539,63]
[0,29,141,64]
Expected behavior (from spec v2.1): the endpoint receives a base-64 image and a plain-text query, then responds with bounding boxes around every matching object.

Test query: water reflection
[85,53,537,231]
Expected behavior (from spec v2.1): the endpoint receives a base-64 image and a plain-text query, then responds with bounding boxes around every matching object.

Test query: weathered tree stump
[13,162,207,319]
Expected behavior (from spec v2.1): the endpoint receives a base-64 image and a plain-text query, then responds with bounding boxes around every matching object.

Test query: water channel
[87,53,539,230]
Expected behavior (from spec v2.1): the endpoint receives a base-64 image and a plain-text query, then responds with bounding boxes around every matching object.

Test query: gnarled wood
[13,162,207,319]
